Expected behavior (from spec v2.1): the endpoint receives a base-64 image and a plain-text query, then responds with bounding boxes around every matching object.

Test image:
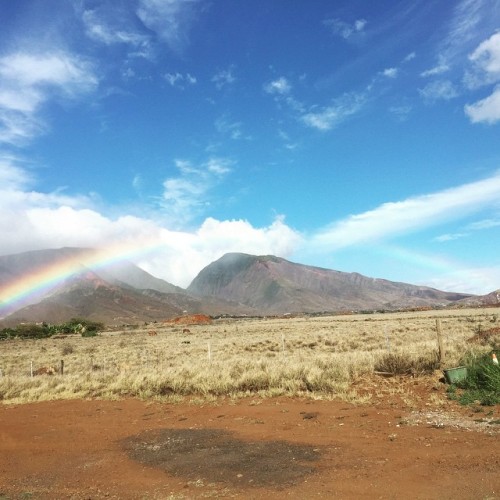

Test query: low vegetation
[0,308,499,405]
[0,318,104,340]
[448,348,500,406]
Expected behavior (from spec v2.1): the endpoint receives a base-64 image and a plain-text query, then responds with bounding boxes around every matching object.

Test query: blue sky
[1,0,500,293]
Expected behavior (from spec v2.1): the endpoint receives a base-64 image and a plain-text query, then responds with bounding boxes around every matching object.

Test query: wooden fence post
[60,359,64,375]
[435,319,446,367]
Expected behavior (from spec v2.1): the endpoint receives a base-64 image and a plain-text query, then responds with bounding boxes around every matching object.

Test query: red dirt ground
[165,314,213,325]
[1,382,499,500]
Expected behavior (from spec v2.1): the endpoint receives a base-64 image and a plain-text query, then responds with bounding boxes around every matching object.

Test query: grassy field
[1,307,499,404]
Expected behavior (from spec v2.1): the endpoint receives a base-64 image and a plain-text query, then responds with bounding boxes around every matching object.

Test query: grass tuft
[374,351,439,375]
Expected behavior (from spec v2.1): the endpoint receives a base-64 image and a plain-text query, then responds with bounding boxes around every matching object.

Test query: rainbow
[0,240,164,317]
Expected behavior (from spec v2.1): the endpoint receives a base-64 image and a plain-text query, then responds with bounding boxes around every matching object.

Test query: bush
[61,343,74,355]
[451,350,500,406]
[0,318,105,340]
[0,323,52,339]
[374,351,439,375]
[65,318,104,333]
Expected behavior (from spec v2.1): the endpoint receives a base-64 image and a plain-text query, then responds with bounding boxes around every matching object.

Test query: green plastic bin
[443,366,467,384]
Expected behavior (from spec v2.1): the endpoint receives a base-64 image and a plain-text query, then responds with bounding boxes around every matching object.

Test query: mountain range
[0,248,497,326]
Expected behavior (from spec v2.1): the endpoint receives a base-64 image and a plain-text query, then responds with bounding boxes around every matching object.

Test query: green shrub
[452,350,500,406]
[0,318,105,340]
[0,323,52,339]
[81,330,98,337]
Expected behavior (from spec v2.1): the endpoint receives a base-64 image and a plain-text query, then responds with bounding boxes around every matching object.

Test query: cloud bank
[312,171,500,249]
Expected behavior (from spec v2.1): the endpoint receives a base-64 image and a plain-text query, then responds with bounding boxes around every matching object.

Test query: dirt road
[1,395,499,499]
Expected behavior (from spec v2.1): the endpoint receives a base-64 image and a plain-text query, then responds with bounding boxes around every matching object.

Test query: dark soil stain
[123,428,321,488]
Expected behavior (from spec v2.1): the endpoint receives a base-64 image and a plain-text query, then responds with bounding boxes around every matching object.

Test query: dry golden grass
[1,307,498,404]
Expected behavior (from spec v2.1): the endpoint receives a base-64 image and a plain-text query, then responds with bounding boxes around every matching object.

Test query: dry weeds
[1,307,498,404]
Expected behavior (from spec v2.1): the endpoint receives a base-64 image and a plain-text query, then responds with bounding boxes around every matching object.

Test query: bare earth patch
[1,393,499,499]
[124,428,321,488]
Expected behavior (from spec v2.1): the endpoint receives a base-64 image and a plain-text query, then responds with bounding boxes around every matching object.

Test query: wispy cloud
[438,0,493,64]
[136,0,201,54]
[382,67,398,78]
[434,232,468,242]
[464,32,500,124]
[164,72,197,88]
[434,214,500,242]
[302,92,367,131]
[0,51,97,146]
[418,79,459,101]
[82,8,150,51]
[420,0,498,108]
[212,66,236,90]
[311,171,500,250]
[389,104,413,121]
[420,63,450,77]
[324,17,367,40]
[0,155,33,191]
[467,217,500,230]
[215,115,244,140]
[264,77,291,95]
[161,157,232,224]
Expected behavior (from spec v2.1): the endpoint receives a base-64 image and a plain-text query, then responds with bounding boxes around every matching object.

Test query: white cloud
[215,115,243,140]
[0,51,97,146]
[434,232,468,242]
[464,32,500,123]
[136,0,201,53]
[212,67,236,90]
[469,32,500,77]
[0,156,33,190]
[160,157,233,224]
[465,86,500,123]
[354,19,367,32]
[0,53,96,90]
[2,160,499,292]
[311,171,500,250]
[324,18,367,40]
[302,92,366,131]
[382,67,398,78]
[83,9,150,49]
[464,31,500,89]
[0,162,302,287]
[264,77,291,95]
[418,80,459,101]
[467,217,500,230]
[434,214,500,242]
[423,265,500,295]
[164,72,197,88]
[420,64,450,77]
[138,216,303,287]
[389,104,412,121]
[438,0,489,63]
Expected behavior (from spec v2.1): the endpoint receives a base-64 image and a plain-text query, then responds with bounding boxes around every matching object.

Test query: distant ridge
[187,253,474,314]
